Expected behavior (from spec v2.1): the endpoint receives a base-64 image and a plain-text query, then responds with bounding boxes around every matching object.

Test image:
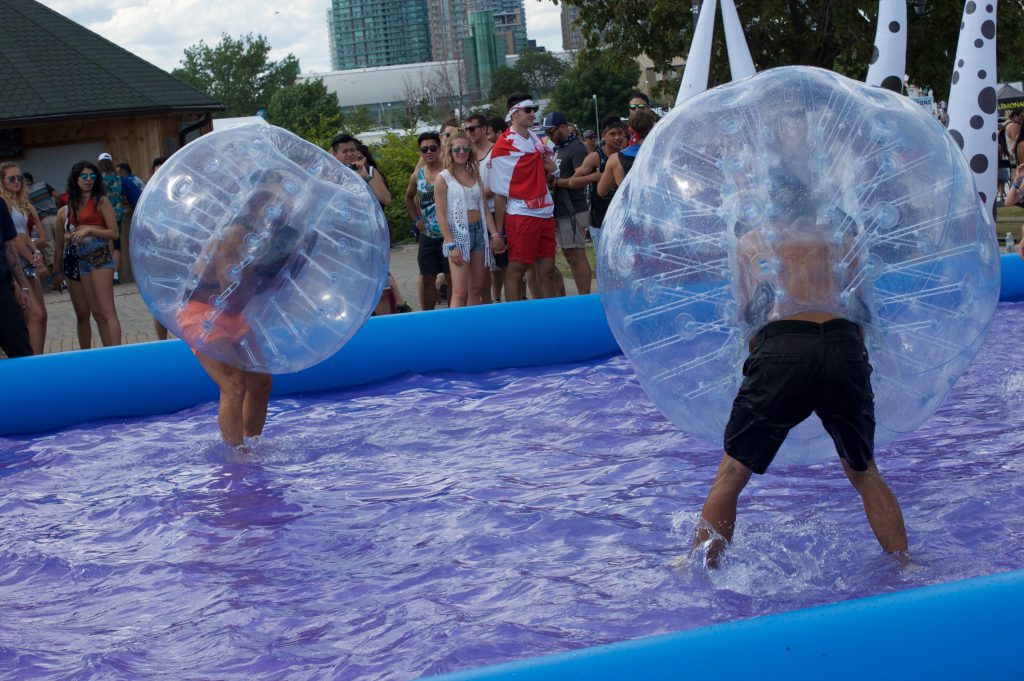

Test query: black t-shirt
[0,198,16,281]
[554,138,590,217]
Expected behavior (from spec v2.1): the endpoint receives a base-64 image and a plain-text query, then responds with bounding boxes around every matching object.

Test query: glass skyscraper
[327,0,433,70]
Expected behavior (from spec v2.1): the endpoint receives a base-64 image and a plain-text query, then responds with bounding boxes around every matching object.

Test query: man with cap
[544,111,592,295]
[582,130,597,154]
[489,93,560,300]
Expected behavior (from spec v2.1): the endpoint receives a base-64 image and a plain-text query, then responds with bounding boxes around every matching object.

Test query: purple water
[2,305,1024,680]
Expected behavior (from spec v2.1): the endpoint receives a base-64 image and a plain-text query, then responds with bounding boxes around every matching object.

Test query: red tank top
[73,197,103,226]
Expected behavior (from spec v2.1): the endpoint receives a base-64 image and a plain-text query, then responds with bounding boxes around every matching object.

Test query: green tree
[373,133,422,245]
[555,0,1024,100]
[514,49,569,97]
[347,106,377,133]
[489,65,531,102]
[267,79,342,137]
[550,49,641,126]
[172,33,300,117]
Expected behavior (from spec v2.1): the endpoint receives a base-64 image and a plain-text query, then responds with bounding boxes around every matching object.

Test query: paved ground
[36,242,586,355]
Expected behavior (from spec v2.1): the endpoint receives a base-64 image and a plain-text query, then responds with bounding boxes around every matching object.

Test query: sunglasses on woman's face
[80,172,97,180]
[420,145,439,154]
[4,174,23,183]
[451,146,472,154]
[629,103,647,110]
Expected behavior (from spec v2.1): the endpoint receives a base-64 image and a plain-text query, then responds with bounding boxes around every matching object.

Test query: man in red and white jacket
[489,93,560,300]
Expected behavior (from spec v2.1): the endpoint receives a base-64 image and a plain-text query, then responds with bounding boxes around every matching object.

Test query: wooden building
[1,0,223,188]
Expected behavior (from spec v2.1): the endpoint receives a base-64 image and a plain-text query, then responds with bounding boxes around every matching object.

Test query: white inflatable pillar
[865,0,907,93]
[720,0,755,81]
[676,0,718,106]
[947,1,999,212]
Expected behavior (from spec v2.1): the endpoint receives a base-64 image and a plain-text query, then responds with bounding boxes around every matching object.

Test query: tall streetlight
[592,94,599,135]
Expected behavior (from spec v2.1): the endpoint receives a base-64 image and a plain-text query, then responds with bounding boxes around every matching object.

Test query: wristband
[1013,181,1022,189]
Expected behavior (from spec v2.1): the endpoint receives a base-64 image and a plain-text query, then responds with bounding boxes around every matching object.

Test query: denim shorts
[468,220,486,252]
[77,239,115,275]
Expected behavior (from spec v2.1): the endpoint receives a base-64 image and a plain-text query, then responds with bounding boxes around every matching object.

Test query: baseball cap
[583,129,596,139]
[98,152,113,161]
[542,112,568,130]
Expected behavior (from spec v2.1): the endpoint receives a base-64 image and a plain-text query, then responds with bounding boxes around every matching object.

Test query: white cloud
[35,0,563,74]
[524,0,563,52]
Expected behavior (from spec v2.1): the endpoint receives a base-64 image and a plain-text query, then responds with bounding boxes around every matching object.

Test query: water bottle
[1006,232,1015,253]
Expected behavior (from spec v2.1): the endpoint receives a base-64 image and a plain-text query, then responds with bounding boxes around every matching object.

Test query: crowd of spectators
[2,92,655,357]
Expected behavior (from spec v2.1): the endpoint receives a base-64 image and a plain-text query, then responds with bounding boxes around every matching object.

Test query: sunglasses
[464,125,481,132]
[629,103,648,110]
[450,146,472,154]
[4,174,23,183]
[80,172,98,180]
[419,145,439,153]
[519,107,538,114]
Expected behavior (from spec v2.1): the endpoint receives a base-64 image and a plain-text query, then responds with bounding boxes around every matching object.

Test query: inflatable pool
[2,253,1024,675]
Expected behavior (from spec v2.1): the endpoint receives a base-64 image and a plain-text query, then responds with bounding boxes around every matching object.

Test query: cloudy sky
[35,0,564,74]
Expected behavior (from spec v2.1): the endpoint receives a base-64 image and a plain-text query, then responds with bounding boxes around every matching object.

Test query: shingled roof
[1,0,223,125]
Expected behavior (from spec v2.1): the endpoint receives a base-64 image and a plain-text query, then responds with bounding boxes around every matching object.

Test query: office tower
[327,0,433,70]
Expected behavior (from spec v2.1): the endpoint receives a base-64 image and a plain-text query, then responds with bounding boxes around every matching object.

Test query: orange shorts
[505,213,556,265]
[177,300,250,347]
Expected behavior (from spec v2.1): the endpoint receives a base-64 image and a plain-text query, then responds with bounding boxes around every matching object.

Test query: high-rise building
[561,4,585,52]
[467,0,528,56]
[464,10,503,96]
[327,0,433,70]
[427,0,470,62]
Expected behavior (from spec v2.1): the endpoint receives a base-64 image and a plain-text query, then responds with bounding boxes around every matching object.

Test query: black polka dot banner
[866,0,906,94]
[947,0,998,217]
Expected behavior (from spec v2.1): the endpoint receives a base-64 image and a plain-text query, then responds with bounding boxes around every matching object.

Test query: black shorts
[723,319,875,474]
[417,234,450,277]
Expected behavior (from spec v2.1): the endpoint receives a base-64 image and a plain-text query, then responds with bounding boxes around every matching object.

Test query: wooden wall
[17,112,212,182]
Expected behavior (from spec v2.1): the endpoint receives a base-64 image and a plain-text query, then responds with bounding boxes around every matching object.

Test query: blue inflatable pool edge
[420,568,1024,680]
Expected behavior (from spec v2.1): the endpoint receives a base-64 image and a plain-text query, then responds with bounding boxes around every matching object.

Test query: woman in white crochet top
[435,129,505,307]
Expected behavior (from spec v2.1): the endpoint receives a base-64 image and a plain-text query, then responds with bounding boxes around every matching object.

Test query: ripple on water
[1,305,1024,679]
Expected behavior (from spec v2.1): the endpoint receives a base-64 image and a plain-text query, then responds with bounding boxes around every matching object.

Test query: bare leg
[448,256,470,308]
[25,277,47,355]
[468,251,486,306]
[694,453,754,568]
[196,352,247,446]
[419,274,438,310]
[490,268,504,302]
[535,258,561,299]
[67,280,93,349]
[242,371,273,438]
[83,269,122,346]
[505,260,529,302]
[842,459,908,554]
[563,247,592,295]
[524,265,539,299]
